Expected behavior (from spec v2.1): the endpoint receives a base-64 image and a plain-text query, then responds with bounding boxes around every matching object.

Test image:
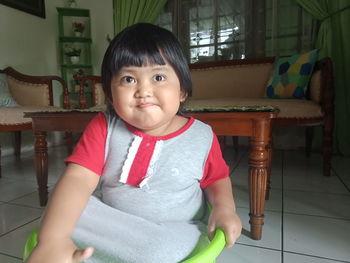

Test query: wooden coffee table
[25,107,278,240]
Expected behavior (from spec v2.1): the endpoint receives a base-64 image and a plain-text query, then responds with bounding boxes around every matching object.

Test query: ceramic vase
[70,56,80,64]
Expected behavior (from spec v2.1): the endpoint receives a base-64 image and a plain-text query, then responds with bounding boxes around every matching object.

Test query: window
[157,0,317,63]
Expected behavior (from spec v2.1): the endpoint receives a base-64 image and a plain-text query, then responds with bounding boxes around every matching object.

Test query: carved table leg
[265,138,273,200]
[34,131,48,206]
[248,119,270,240]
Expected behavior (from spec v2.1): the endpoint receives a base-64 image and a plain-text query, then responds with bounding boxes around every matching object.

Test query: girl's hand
[207,205,242,248]
[25,238,94,263]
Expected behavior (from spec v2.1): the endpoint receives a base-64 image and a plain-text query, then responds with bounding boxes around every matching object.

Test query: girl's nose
[135,80,152,97]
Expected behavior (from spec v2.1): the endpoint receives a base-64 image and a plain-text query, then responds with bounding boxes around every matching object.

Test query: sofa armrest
[1,67,70,109]
[309,70,322,103]
[310,58,334,113]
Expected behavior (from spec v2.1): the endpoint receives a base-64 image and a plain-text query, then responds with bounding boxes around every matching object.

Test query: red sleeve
[200,133,229,188]
[64,112,107,175]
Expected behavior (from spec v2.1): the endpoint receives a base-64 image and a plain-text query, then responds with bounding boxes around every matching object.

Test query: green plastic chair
[23,228,226,263]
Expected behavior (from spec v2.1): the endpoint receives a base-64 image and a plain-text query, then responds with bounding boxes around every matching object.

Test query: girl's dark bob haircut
[101,23,192,109]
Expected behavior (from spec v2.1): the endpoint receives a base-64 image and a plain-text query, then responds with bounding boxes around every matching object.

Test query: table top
[184,104,278,113]
[24,104,279,116]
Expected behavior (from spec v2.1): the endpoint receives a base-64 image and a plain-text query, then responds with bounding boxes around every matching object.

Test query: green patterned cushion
[265,49,319,99]
[0,73,18,107]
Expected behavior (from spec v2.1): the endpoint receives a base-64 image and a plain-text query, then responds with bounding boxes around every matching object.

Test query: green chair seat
[23,228,226,262]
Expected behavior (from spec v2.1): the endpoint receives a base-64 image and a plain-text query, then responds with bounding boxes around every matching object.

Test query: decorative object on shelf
[64,45,81,64]
[72,22,85,37]
[72,68,85,92]
[67,0,77,8]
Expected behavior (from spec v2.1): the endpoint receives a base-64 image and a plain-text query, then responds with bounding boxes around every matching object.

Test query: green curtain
[113,0,168,34]
[296,0,350,155]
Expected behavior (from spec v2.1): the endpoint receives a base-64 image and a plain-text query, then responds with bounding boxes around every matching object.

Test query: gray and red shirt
[66,112,228,222]
[67,112,230,262]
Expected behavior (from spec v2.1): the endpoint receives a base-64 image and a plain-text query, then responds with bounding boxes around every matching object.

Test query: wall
[0,0,114,156]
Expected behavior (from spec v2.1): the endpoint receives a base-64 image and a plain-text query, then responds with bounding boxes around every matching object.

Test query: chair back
[79,75,105,109]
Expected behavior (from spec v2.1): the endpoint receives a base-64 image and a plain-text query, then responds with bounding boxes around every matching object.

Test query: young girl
[26,23,242,263]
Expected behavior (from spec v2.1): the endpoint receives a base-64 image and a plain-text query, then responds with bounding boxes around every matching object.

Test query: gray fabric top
[100,113,214,222]
[72,113,216,262]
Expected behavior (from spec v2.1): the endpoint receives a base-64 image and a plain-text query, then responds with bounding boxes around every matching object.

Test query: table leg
[248,119,270,240]
[65,131,74,154]
[265,141,273,200]
[34,131,49,206]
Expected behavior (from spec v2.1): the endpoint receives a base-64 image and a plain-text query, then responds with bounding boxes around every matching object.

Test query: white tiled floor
[0,145,349,262]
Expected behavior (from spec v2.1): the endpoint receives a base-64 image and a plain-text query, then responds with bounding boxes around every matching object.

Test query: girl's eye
[121,76,136,83]
[153,75,165,82]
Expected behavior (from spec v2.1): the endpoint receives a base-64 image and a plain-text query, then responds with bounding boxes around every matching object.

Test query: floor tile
[283,214,350,262]
[217,244,281,263]
[341,179,350,191]
[234,184,282,212]
[332,155,350,178]
[0,203,42,235]
[236,208,282,250]
[283,151,349,194]
[283,169,349,194]
[332,156,350,192]
[9,191,45,209]
[284,190,350,219]
[223,145,248,169]
[0,219,40,259]
[283,150,323,166]
[284,252,349,263]
[230,166,249,186]
[0,181,38,202]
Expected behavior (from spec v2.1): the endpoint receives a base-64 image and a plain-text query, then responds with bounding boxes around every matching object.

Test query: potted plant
[64,45,82,64]
[72,22,85,37]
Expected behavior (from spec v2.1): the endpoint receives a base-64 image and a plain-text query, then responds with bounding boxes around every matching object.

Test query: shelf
[61,64,92,69]
[59,36,92,43]
[56,7,90,17]
[57,7,92,100]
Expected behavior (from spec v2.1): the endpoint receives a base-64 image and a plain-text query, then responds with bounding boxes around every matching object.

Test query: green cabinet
[57,7,92,108]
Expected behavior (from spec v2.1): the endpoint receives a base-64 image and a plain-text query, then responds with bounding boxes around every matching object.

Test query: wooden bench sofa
[0,67,70,177]
[77,56,334,177]
[187,57,334,177]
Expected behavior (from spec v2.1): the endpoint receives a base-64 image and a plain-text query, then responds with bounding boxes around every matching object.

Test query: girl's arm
[203,177,242,248]
[26,163,100,263]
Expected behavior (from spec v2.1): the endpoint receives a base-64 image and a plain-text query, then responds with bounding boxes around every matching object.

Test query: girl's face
[111,63,187,136]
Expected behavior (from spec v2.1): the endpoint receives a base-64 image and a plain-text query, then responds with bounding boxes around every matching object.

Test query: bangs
[109,37,168,74]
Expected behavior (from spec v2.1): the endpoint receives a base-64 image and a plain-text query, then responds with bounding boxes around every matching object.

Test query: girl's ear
[180,91,187,102]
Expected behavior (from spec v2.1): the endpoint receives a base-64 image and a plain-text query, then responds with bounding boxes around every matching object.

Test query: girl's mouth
[137,103,154,108]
